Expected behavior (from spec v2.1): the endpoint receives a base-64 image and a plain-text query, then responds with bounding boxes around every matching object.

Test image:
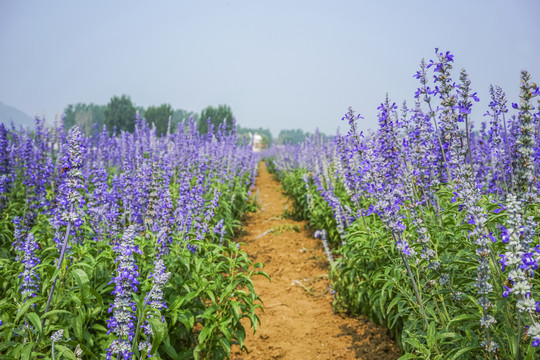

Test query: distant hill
[0,102,35,129]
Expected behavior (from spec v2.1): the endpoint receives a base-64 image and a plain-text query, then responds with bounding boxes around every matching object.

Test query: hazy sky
[1,0,539,136]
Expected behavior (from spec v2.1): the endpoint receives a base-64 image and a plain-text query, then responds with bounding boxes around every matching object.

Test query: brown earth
[231,162,400,360]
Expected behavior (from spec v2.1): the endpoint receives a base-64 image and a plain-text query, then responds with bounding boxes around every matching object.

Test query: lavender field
[1,47,539,359]
[267,50,540,359]
[0,116,267,359]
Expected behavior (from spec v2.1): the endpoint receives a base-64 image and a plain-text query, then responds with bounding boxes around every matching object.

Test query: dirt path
[231,162,399,360]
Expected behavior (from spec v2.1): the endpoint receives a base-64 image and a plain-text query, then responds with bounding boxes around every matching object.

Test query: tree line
[64,95,200,137]
[63,95,324,144]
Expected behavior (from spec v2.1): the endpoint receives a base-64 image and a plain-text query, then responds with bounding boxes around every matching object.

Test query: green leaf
[177,312,195,330]
[205,289,216,304]
[525,343,538,360]
[72,268,90,299]
[162,336,179,358]
[230,300,240,321]
[435,332,457,341]
[20,343,34,360]
[219,322,232,341]
[447,314,477,327]
[49,267,62,283]
[42,309,73,318]
[26,312,42,335]
[397,353,418,360]
[148,317,167,354]
[427,321,436,350]
[91,324,108,333]
[15,297,40,324]
[74,314,83,340]
[386,296,402,315]
[89,288,103,304]
[0,341,18,352]
[198,324,215,344]
[55,344,77,360]
[449,346,479,360]
[218,337,231,355]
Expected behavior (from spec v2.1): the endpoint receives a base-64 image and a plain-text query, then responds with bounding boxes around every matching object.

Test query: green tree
[145,104,173,137]
[63,103,105,135]
[172,109,199,132]
[198,105,234,135]
[104,95,136,134]
[277,129,307,145]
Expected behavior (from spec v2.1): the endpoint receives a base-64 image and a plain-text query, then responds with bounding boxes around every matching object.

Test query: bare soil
[231,162,400,360]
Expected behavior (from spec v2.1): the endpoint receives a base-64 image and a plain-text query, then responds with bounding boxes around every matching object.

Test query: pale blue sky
[1,0,539,136]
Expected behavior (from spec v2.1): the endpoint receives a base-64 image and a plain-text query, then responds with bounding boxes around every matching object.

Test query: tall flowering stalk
[138,259,171,356]
[430,51,498,353]
[485,84,510,195]
[513,70,538,200]
[107,225,142,360]
[427,49,459,182]
[44,127,86,316]
[13,217,41,304]
[143,159,161,234]
[494,85,513,188]
[457,169,498,352]
[500,70,540,351]
[87,163,111,241]
[457,69,479,164]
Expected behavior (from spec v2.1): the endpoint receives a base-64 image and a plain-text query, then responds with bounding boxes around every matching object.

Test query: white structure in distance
[248,132,265,152]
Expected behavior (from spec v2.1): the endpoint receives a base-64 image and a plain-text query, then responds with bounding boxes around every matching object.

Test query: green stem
[421,274,448,327]
[131,302,148,355]
[396,234,441,356]
[516,312,521,360]
[399,251,429,330]
[33,205,74,353]
[437,293,450,322]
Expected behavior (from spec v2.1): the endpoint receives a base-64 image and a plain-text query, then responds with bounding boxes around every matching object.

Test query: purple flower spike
[18,232,41,303]
[106,226,141,360]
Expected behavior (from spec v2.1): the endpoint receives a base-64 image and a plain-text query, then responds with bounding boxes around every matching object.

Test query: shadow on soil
[338,317,399,360]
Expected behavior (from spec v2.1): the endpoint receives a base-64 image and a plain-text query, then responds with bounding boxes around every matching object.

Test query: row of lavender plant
[0,115,266,359]
[267,49,540,359]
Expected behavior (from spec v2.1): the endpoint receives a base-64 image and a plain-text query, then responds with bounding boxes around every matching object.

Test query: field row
[0,117,266,359]
[266,50,540,359]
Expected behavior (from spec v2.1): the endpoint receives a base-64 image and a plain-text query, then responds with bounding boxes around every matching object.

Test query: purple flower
[499,254,508,272]
[0,123,11,196]
[213,219,226,246]
[17,232,41,303]
[51,127,87,251]
[106,226,141,360]
[186,243,198,253]
[500,226,510,243]
[139,259,171,356]
[145,259,171,310]
[522,252,538,271]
